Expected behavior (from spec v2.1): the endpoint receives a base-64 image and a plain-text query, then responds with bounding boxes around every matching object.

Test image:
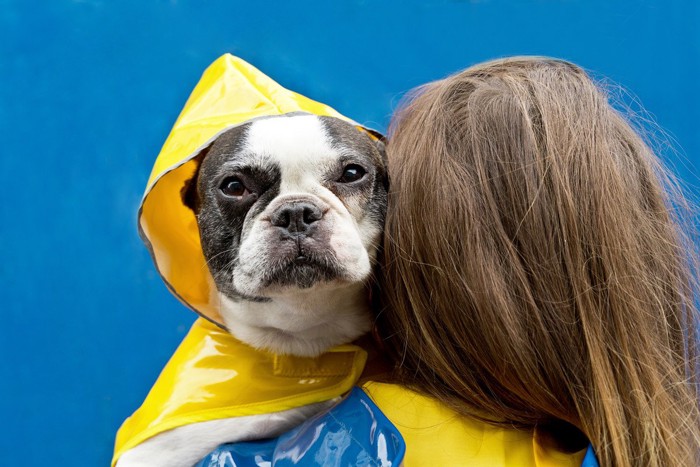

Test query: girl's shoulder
[363,381,594,467]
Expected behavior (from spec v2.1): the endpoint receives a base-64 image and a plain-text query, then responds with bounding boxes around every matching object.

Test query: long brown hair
[378,57,700,466]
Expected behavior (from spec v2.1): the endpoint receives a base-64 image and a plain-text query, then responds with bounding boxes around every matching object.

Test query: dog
[117,114,387,466]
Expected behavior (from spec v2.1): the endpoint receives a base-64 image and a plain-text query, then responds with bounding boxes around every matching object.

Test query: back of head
[379,57,700,466]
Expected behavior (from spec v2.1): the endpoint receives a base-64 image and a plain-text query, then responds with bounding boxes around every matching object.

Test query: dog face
[184,114,387,324]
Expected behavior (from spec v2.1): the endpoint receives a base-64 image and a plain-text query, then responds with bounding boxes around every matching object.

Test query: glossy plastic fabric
[197,383,599,467]
[362,382,590,467]
[112,319,367,465]
[581,446,600,467]
[139,53,379,325]
[196,387,405,467]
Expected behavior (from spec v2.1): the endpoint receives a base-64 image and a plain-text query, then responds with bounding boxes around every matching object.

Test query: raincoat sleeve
[112,319,367,465]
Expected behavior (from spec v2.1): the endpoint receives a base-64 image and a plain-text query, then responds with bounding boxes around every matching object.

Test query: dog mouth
[261,247,342,289]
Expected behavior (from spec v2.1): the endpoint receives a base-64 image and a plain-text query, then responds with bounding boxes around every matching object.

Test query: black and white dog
[117,114,387,466]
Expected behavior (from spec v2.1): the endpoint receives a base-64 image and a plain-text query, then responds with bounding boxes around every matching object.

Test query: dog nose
[270,202,323,234]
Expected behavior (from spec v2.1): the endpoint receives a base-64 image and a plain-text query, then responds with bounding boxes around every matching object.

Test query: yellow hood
[139,53,379,326]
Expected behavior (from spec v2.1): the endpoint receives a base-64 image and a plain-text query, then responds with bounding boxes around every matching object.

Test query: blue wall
[2,1,698,465]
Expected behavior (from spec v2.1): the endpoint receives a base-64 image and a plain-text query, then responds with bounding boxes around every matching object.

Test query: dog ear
[374,138,386,161]
[373,137,390,191]
[181,146,209,213]
[181,174,199,213]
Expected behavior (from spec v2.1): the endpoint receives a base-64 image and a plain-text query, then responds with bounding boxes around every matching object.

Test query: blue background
[1,1,698,465]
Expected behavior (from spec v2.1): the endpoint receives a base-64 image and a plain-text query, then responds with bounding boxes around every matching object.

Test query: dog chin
[242,322,371,357]
[261,257,342,290]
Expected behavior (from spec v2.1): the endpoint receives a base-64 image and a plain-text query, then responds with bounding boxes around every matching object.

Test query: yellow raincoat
[113,54,588,466]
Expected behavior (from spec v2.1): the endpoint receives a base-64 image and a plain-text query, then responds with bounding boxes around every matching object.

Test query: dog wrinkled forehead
[247,115,336,177]
[202,114,384,185]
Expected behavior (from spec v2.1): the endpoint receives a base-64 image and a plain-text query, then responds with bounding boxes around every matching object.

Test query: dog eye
[338,164,366,183]
[220,177,249,198]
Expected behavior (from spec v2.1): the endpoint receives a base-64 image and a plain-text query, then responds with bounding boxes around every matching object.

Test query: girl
[378,57,700,466]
